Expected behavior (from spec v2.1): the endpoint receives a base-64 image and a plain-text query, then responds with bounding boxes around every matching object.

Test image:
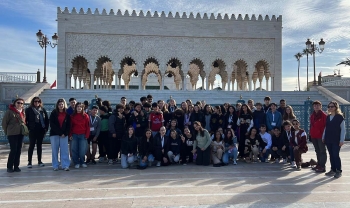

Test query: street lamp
[36,30,58,83]
[305,38,325,86]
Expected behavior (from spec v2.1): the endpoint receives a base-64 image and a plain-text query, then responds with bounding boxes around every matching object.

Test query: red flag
[50,80,57,89]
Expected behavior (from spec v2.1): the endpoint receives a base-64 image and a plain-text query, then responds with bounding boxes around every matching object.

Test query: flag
[50,80,57,89]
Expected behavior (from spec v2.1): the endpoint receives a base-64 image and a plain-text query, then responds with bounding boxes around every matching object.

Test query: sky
[0,0,349,91]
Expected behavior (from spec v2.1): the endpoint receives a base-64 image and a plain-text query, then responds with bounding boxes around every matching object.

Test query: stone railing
[0,72,40,83]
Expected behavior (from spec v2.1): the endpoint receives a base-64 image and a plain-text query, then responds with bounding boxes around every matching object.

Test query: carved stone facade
[57,7,282,91]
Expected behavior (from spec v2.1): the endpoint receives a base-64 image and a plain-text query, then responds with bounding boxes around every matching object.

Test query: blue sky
[0,0,349,90]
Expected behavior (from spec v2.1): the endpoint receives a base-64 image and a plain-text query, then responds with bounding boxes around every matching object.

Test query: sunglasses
[328,106,335,108]
[16,102,24,105]
[34,100,41,103]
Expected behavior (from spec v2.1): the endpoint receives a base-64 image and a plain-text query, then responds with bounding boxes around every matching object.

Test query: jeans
[167,151,180,163]
[28,127,46,163]
[71,134,87,165]
[312,138,327,168]
[288,146,295,162]
[139,154,155,167]
[50,135,70,169]
[97,131,108,158]
[260,149,271,162]
[222,148,238,164]
[121,154,135,168]
[7,134,24,170]
[326,143,342,172]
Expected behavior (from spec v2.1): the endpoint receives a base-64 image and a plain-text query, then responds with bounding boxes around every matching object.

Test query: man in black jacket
[271,127,289,163]
[154,126,170,167]
[108,104,126,165]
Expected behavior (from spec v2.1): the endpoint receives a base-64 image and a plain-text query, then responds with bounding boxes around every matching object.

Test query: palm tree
[294,52,303,91]
[302,49,312,91]
[337,58,350,67]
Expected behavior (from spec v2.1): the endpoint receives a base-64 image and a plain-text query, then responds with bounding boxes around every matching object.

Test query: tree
[302,49,312,91]
[337,58,350,67]
[294,52,303,91]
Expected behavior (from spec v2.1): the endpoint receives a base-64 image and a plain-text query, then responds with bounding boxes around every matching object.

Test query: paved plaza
[0,143,349,208]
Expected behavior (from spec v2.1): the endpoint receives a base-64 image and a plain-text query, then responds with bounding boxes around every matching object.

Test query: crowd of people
[1,95,346,178]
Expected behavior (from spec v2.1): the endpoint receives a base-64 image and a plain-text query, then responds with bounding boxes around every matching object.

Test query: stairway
[39,89,329,105]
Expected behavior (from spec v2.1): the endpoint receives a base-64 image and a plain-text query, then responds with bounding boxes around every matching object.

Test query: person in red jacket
[70,102,90,169]
[309,100,327,173]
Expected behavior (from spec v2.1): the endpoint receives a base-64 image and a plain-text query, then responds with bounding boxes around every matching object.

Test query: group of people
[1,95,345,178]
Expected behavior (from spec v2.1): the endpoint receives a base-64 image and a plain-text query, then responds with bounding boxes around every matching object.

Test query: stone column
[161,74,165,91]
[118,75,121,90]
[182,75,186,91]
[266,78,269,91]
[232,79,235,91]
[74,77,77,89]
[201,76,205,90]
[90,73,94,90]
[206,75,209,90]
[248,76,252,91]
[253,81,256,91]
[259,80,262,91]
[271,77,274,91]
[66,74,71,89]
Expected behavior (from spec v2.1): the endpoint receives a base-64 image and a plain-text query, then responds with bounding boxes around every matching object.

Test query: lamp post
[36,30,58,83]
[305,38,325,86]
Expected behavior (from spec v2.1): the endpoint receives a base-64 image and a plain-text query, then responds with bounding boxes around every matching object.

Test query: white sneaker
[64,167,70,171]
[108,159,113,165]
[291,161,296,168]
[283,159,287,164]
[74,164,80,169]
[82,163,87,168]
[53,168,58,171]
[275,159,279,163]
[233,160,237,165]
[156,162,161,167]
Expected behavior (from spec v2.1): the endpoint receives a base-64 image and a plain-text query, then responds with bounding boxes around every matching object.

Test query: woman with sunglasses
[2,98,26,173]
[323,101,345,178]
[25,97,49,168]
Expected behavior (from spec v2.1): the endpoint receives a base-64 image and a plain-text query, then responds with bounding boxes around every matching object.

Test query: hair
[193,121,205,137]
[248,99,254,104]
[181,102,188,113]
[283,120,292,127]
[147,94,153,99]
[140,96,147,102]
[193,104,200,112]
[98,105,108,113]
[102,100,111,107]
[134,102,142,109]
[280,99,286,103]
[69,98,76,102]
[170,119,178,127]
[84,100,89,106]
[30,96,43,108]
[124,104,131,111]
[283,105,296,121]
[292,119,300,124]
[115,104,125,110]
[203,104,212,115]
[121,97,126,100]
[169,98,176,106]
[152,102,158,108]
[214,130,222,141]
[312,100,322,105]
[143,128,153,139]
[73,102,85,116]
[270,103,278,107]
[273,126,280,131]
[55,98,68,112]
[91,105,99,110]
[186,99,192,105]
[255,102,262,106]
[129,100,135,105]
[264,96,271,101]
[228,105,236,114]
[239,104,253,116]
[127,125,135,136]
[327,101,343,116]
[214,106,222,114]
[248,127,258,137]
[170,129,177,138]
[260,124,267,128]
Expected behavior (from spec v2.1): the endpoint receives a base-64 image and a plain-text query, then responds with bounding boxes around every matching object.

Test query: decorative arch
[233,59,248,91]
[254,60,270,91]
[94,56,114,89]
[142,57,161,90]
[189,58,205,90]
[120,57,137,90]
[71,56,90,89]
[209,59,228,90]
[165,58,183,90]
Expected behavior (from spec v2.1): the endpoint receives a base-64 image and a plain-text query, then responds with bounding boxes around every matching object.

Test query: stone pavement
[0,143,350,208]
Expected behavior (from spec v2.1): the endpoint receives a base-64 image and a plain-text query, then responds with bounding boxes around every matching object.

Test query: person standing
[309,100,327,173]
[49,98,71,171]
[237,104,254,158]
[192,121,211,166]
[86,106,101,164]
[2,98,26,173]
[108,104,126,164]
[323,101,345,178]
[266,103,282,133]
[70,102,90,169]
[25,97,49,168]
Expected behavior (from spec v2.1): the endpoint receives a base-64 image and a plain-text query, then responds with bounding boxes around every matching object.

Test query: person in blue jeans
[258,124,272,163]
[138,129,155,169]
[282,121,296,168]
[222,128,238,165]
[49,98,71,171]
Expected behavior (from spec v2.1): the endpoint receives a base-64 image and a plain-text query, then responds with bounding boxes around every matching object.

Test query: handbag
[15,114,29,136]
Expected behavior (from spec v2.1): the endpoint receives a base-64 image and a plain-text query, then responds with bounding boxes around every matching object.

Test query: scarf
[32,107,45,128]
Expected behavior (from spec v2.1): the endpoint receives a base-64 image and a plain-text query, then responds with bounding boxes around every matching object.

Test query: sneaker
[27,162,32,168]
[74,164,80,169]
[291,161,296,168]
[82,163,87,168]
[233,160,237,165]
[315,166,326,173]
[99,157,104,163]
[86,159,91,164]
[64,167,70,171]
[156,162,161,167]
[38,162,45,167]
[14,167,21,172]
[296,166,301,171]
[7,168,14,173]
[275,159,279,163]
[183,163,187,166]
[334,170,342,178]
[325,170,336,176]
[312,165,320,171]
[53,168,58,171]
[283,159,287,164]
[265,160,269,163]
[91,159,96,165]
[108,159,113,165]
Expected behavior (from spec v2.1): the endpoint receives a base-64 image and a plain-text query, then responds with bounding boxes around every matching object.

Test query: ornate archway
[189,58,205,90]
[254,60,270,91]
[120,57,137,90]
[233,59,248,91]
[165,58,182,90]
[209,59,227,90]
[95,56,114,89]
[142,57,161,90]
[71,56,90,89]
